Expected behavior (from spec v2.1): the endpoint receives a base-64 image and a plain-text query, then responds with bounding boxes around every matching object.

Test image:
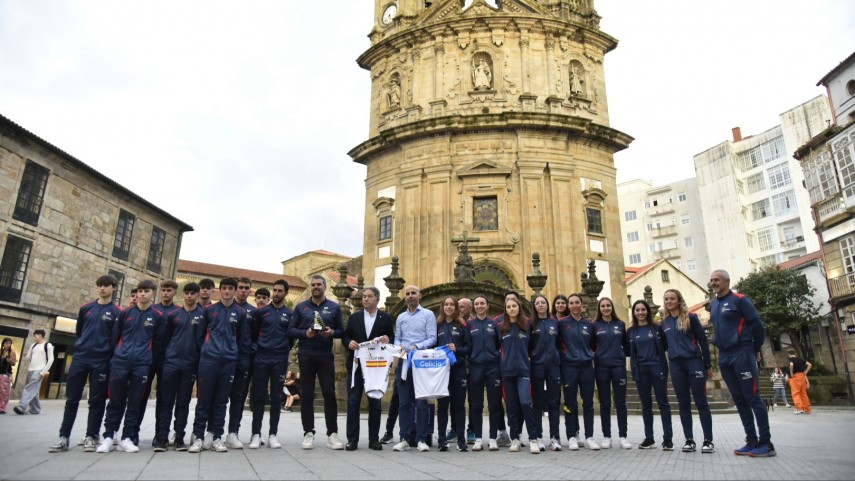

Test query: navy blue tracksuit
[251,303,292,436]
[662,313,713,443]
[193,301,250,440]
[558,315,596,440]
[592,318,629,439]
[138,302,180,443]
[466,316,504,440]
[499,321,536,442]
[710,290,770,445]
[629,323,672,442]
[530,317,560,441]
[155,305,203,443]
[228,301,256,436]
[59,300,120,440]
[436,321,470,447]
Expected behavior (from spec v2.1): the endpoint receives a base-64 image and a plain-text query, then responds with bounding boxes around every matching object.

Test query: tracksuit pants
[531,363,561,441]
[155,364,196,442]
[347,365,382,443]
[437,363,467,445]
[790,372,811,413]
[137,363,163,442]
[718,350,770,445]
[396,358,429,444]
[634,363,673,442]
[227,363,251,435]
[252,358,288,436]
[102,364,149,442]
[59,358,109,439]
[16,371,43,414]
[384,379,399,436]
[299,353,338,436]
[670,357,713,442]
[193,360,235,440]
[561,362,596,440]
[595,363,628,439]
[468,362,505,440]
[502,375,536,441]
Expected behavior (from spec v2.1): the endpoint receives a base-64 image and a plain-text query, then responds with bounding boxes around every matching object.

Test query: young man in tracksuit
[153,282,204,452]
[49,275,121,453]
[96,280,165,453]
[189,277,251,453]
[248,279,292,449]
[225,277,256,449]
[709,269,775,457]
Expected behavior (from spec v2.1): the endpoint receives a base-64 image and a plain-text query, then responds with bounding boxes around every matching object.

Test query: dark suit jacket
[342,309,395,373]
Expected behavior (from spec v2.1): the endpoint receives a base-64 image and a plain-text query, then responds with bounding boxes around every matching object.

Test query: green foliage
[734,265,824,359]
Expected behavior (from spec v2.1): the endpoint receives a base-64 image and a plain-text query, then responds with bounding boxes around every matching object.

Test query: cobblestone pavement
[1,400,853,480]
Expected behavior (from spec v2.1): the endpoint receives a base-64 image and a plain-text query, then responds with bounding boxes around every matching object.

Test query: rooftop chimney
[732,127,742,142]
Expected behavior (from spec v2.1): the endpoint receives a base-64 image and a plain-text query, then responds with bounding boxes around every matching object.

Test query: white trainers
[188,439,203,453]
[212,438,228,452]
[302,432,315,450]
[529,440,540,454]
[328,433,344,450]
[537,438,546,451]
[472,439,483,451]
[118,438,139,453]
[417,441,430,452]
[268,434,281,449]
[619,437,632,449]
[203,432,213,450]
[601,438,612,449]
[248,434,261,449]
[488,438,499,451]
[168,432,175,446]
[96,437,114,453]
[392,440,411,451]
[585,438,601,450]
[568,437,580,451]
[509,439,521,452]
[225,433,243,449]
[550,438,562,451]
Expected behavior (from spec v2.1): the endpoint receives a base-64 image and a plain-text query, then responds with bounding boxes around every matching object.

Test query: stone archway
[473,260,516,290]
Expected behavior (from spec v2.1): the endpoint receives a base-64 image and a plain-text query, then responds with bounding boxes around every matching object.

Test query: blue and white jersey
[410,349,451,400]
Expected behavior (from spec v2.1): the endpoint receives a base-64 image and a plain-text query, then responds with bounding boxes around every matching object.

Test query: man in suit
[343,286,395,451]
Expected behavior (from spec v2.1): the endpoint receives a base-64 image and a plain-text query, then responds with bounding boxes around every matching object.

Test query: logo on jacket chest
[190,315,202,326]
[144,316,154,328]
[229,312,238,324]
[280,313,290,324]
[101,311,115,322]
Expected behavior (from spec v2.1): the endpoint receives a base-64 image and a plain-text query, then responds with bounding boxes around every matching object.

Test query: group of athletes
[45,268,775,458]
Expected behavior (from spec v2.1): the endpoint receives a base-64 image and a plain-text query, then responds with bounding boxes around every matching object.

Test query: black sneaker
[701,440,715,454]
[174,438,188,452]
[662,440,674,451]
[438,443,449,452]
[682,440,696,452]
[639,438,656,449]
[152,439,168,452]
[380,432,394,444]
[457,441,468,452]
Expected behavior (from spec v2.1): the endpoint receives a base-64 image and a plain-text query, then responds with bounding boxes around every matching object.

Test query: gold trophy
[312,311,325,331]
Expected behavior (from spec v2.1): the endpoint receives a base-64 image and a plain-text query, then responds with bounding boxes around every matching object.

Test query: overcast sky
[1,1,852,274]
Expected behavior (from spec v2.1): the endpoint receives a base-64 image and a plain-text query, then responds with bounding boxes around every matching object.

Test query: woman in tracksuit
[628,300,673,451]
[557,293,600,451]
[662,289,714,454]
[436,296,471,452]
[499,297,539,454]
[530,294,561,451]
[591,297,632,450]
[467,295,504,451]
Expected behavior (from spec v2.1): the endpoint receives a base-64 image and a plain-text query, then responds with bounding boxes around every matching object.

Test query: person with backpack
[14,329,54,415]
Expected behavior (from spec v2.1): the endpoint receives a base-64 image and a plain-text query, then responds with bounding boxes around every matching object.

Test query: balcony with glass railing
[829,273,855,301]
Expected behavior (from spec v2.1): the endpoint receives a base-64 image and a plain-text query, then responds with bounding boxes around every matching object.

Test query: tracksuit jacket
[499,322,531,377]
[661,313,711,369]
[162,306,204,370]
[288,298,344,355]
[253,303,294,362]
[197,301,251,365]
[557,315,595,365]
[75,300,121,362]
[591,319,629,367]
[111,305,165,368]
[467,316,501,364]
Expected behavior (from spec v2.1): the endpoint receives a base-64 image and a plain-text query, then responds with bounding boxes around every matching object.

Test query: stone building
[623,259,708,321]
[175,259,307,306]
[0,114,192,398]
[349,0,632,311]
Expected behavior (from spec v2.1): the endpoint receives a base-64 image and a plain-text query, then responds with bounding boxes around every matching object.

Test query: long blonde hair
[664,289,690,332]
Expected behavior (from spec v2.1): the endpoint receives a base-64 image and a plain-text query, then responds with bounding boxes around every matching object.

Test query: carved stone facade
[352,0,631,311]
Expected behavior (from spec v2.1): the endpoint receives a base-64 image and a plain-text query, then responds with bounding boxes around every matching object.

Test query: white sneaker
[601,438,612,449]
[417,441,430,452]
[619,437,632,449]
[118,438,139,453]
[392,440,411,451]
[327,433,344,450]
[268,434,281,449]
[529,440,540,454]
[488,438,499,451]
[248,434,261,449]
[212,438,228,452]
[550,438,562,451]
[302,432,315,449]
[96,437,114,453]
[188,439,203,453]
[537,438,546,451]
[225,433,243,449]
[202,432,213,450]
[472,439,483,451]
[509,439,521,452]
[585,438,601,450]
[568,437,580,451]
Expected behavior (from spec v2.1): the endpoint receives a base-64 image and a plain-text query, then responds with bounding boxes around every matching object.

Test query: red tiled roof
[778,251,822,271]
[178,259,307,289]
[327,270,359,286]
[625,262,658,284]
[689,300,709,313]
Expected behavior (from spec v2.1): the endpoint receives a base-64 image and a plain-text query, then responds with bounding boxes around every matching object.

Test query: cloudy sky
[1,0,852,274]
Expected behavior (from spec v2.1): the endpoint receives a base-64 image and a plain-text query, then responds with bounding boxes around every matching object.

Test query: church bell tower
[350,0,632,309]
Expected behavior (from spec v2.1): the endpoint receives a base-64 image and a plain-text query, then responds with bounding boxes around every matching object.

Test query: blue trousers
[227,363,251,435]
[719,350,770,444]
[59,358,109,439]
[137,363,163,442]
[251,357,287,436]
[595,363,628,438]
[670,357,713,442]
[468,362,505,440]
[561,362,595,439]
[102,364,149,441]
[531,362,561,440]
[155,364,196,441]
[437,363,467,445]
[634,363,673,441]
[347,365,383,443]
[396,359,429,444]
[502,376,537,441]
[193,360,235,439]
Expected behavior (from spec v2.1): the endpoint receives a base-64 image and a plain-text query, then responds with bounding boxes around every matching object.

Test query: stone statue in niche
[472,58,493,91]
[386,76,401,109]
[569,63,584,96]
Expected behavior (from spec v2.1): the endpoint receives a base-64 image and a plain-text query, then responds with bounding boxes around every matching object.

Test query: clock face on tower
[381,4,397,25]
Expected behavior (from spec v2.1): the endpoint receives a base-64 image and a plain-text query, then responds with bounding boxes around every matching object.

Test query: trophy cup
[312,311,325,331]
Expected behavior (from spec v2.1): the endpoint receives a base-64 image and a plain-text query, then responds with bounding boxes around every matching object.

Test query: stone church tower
[349,0,632,308]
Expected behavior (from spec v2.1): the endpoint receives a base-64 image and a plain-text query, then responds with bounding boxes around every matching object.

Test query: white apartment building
[694,96,830,282]
[617,177,710,287]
